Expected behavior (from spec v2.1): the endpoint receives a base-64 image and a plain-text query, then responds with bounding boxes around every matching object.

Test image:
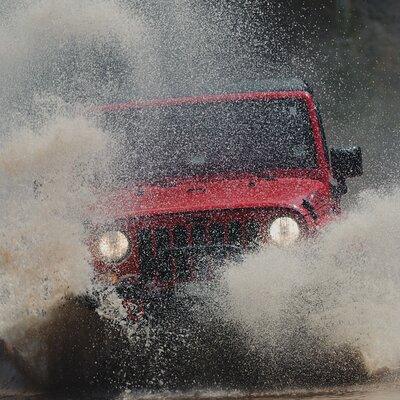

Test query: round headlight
[269,217,300,246]
[97,230,130,263]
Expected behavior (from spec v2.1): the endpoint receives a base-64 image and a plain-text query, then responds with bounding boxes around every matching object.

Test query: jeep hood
[95,175,329,221]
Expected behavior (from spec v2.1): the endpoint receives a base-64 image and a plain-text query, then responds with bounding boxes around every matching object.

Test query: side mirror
[330,146,363,179]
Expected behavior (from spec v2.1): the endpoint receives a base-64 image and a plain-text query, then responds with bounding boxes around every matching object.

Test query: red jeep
[90,79,362,320]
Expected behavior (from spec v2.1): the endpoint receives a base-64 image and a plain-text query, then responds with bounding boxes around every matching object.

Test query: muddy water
[2,385,400,400]
[129,385,400,400]
[1,1,400,399]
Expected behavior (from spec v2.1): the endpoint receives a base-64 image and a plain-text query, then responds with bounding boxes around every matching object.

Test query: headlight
[269,216,300,246]
[97,230,130,263]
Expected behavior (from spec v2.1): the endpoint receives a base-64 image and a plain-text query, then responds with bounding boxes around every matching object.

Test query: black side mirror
[330,146,363,179]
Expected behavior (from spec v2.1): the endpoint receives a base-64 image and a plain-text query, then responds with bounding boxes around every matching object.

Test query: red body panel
[96,175,330,222]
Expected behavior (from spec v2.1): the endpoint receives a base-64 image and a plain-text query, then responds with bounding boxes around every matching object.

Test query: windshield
[102,98,316,182]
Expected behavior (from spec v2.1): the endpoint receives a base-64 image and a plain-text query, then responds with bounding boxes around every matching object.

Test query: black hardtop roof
[210,78,311,94]
[105,78,312,105]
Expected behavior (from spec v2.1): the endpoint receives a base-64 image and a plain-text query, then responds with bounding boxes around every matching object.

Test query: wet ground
[2,383,400,400]
[1,300,398,400]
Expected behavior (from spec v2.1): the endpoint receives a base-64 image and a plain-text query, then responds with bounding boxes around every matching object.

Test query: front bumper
[78,278,220,325]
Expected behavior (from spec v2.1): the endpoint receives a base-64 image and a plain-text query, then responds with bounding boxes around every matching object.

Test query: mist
[0,0,399,394]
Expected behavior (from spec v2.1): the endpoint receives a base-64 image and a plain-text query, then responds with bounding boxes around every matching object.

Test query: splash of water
[0,112,111,361]
[0,0,146,388]
[221,189,400,374]
[0,0,399,393]
[0,0,145,132]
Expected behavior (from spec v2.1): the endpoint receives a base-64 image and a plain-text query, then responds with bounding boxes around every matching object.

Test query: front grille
[136,213,265,284]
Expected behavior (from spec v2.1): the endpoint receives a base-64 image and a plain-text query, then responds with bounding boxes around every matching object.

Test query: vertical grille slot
[192,224,206,245]
[138,229,154,282]
[192,224,207,279]
[228,221,241,245]
[173,226,190,280]
[210,222,226,262]
[155,227,173,282]
[244,220,261,249]
[210,223,224,244]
